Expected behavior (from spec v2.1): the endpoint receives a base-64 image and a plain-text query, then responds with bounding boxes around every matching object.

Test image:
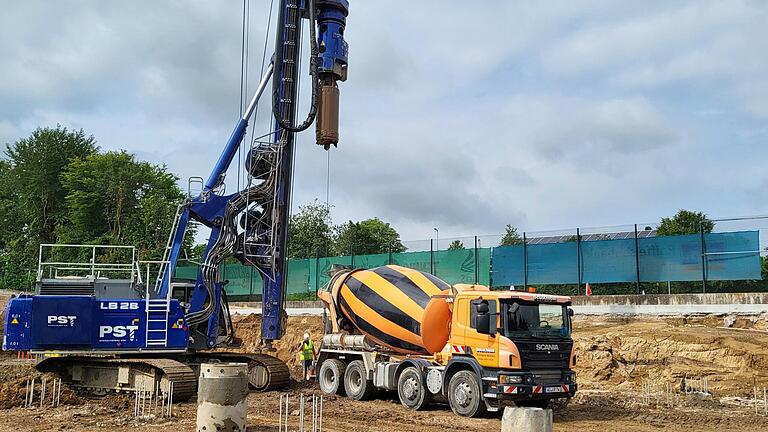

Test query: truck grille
[516,341,572,370]
[531,370,564,384]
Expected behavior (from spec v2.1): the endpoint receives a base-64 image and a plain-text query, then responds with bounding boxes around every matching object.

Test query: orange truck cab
[316,266,577,418]
[433,288,577,416]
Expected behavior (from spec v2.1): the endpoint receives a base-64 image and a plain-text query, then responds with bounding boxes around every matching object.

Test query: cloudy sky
[2,1,767,243]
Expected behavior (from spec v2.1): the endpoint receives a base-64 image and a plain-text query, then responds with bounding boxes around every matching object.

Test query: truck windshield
[503,302,570,339]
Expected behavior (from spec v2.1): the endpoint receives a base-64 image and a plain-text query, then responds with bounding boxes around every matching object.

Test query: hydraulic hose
[272,0,320,133]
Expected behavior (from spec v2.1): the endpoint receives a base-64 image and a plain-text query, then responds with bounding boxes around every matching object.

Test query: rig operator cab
[317,278,577,418]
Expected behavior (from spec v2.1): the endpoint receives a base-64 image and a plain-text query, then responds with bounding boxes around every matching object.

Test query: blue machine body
[3,295,188,351]
[2,0,349,354]
[160,0,349,348]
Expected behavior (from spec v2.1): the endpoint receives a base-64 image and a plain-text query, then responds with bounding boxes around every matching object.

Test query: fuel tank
[322,265,454,355]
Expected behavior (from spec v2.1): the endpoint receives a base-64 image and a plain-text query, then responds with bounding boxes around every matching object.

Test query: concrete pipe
[196,363,250,432]
[501,407,553,432]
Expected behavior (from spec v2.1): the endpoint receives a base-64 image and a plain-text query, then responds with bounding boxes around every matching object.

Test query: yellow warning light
[11,317,19,325]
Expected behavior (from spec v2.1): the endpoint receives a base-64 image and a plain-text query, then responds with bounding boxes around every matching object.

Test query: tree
[448,240,465,250]
[58,150,192,260]
[3,126,98,244]
[0,160,17,251]
[657,210,715,236]
[287,201,334,258]
[334,218,406,255]
[500,224,524,246]
[191,243,208,261]
[0,126,98,290]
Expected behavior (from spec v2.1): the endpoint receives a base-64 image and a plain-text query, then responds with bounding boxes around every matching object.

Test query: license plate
[544,386,562,393]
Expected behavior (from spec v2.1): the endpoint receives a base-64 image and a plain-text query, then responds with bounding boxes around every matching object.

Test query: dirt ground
[3,293,768,431]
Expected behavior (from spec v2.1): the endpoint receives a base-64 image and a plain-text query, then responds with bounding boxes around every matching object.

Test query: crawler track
[34,352,290,400]
[37,356,198,401]
[196,352,291,391]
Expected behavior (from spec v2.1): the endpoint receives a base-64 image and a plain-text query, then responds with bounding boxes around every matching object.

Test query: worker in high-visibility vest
[299,332,318,381]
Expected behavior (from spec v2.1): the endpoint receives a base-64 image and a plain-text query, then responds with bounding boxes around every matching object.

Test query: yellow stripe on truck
[350,271,425,322]
[339,284,423,347]
[393,266,444,297]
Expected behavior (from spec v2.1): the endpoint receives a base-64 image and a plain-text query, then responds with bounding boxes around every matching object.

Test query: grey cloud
[493,166,535,188]
[498,96,676,163]
[2,1,767,242]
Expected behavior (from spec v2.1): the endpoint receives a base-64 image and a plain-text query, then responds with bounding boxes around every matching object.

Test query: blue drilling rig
[2,0,349,399]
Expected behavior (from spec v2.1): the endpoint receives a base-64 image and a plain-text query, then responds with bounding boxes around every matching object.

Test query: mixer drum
[332,265,451,355]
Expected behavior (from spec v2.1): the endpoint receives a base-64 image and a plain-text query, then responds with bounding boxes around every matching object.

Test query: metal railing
[37,244,136,281]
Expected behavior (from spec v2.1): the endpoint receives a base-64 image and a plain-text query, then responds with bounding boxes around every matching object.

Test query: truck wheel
[397,367,430,410]
[344,360,375,401]
[447,370,486,418]
[318,359,346,396]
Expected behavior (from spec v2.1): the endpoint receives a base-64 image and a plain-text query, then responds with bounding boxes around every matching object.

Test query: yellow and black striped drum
[329,265,451,355]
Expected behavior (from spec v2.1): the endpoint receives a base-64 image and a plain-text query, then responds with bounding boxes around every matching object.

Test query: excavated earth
[2,291,768,431]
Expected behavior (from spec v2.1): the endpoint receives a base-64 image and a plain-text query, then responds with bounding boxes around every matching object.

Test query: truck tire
[318,359,346,396]
[397,367,430,410]
[447,370,486,418]
[343,360,375,401]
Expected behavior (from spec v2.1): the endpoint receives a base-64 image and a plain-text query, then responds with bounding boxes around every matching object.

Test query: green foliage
[0,126,98,290]
[287,201,334,258]
[448,240,465,250]
[657,210,715,236]
[500,224,524,246]
[334,218,406,255]
[285,203,407,258]
[0,128,194,291]
[191,243,208,261]
[58,150,191,260]
[3,126,98,244]
[287,291,318,301]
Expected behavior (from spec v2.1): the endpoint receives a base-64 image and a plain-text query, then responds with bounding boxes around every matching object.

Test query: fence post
[576,228,582,295]
[315,252,320,300]
[430,239,434,274]
[700,222,707,294]
[249,267,255,301]
[523,232,528,291]
[388,244,393,265]
[473,236,479,285]
[634,224,641,295]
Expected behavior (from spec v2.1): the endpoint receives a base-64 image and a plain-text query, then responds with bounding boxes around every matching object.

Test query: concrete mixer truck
[316,265,577,417]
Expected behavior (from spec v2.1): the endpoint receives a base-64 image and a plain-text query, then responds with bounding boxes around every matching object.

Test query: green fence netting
[175,247,492,300]
[173,230,761,300]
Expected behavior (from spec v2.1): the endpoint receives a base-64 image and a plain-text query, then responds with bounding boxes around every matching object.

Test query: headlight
[499,375,523,384]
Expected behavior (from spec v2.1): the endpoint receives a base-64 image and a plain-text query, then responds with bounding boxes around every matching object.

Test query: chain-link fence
[176,216,768,301]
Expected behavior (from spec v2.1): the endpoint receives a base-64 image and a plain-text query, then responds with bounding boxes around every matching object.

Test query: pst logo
[99,325,139,341]
[47,316,77,326]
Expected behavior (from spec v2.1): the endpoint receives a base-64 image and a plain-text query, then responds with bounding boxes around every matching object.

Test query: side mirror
[568,308,574,317]
[472,299,497,336]
[476,314,492,335]
[476,301,489,314]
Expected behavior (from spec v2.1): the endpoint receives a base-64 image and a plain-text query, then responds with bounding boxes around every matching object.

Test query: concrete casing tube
[196,363,250,432]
